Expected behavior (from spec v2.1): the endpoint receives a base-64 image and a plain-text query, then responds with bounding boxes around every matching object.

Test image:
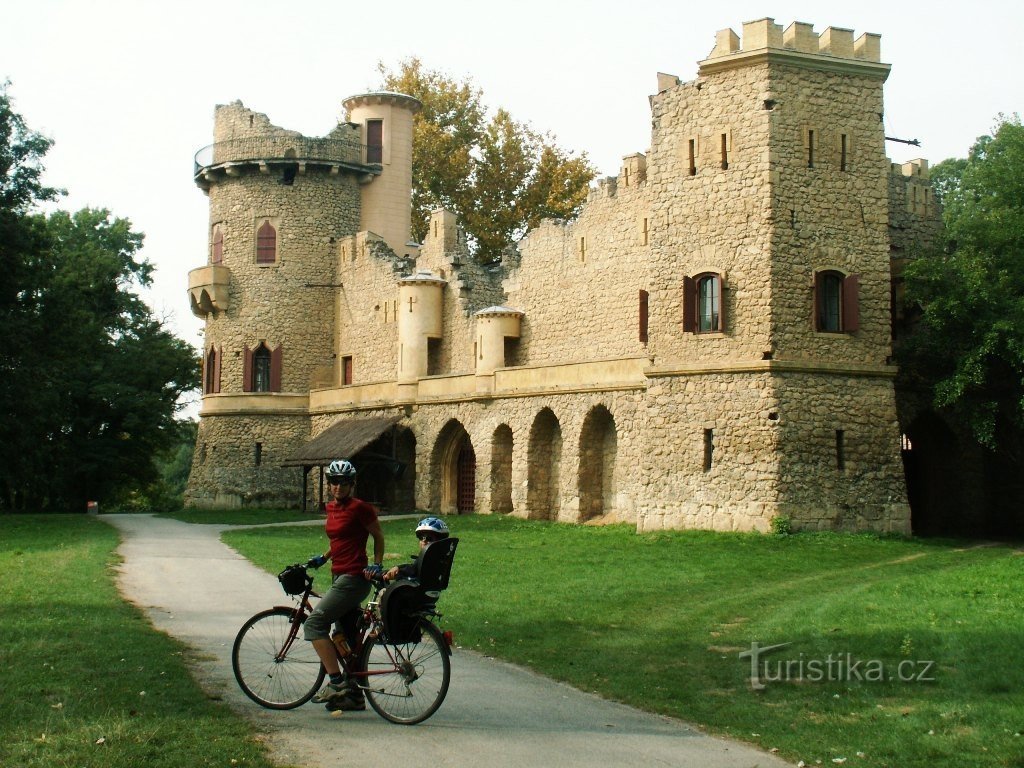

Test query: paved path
[102,514,791,768]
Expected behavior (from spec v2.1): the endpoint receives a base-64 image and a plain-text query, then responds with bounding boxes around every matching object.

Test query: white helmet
[326,459,357,482]
[415,516,449,539]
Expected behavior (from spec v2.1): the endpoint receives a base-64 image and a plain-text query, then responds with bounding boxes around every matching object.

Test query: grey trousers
[303,573,371,640]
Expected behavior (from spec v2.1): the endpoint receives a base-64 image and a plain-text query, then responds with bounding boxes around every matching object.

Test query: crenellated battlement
[704,17,882,65]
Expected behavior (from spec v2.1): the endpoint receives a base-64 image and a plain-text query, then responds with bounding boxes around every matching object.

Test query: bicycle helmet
[415,516,449,539]
[326,459,357,482]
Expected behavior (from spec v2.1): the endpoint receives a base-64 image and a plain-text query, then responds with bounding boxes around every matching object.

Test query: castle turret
[342,92,421,258]
[397,271,447,384]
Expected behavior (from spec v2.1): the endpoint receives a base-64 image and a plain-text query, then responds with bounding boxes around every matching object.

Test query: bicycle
[231,537,459,725]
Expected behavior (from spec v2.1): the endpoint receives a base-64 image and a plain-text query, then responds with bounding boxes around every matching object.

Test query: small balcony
[193,136,380,190]
[188,265,231,317]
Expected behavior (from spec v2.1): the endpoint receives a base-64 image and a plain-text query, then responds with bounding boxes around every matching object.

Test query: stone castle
[185,17,941,533]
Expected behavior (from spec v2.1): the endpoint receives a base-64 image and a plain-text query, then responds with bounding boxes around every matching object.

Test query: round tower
[185,101,370,508]
[397,270,447,384]
[342,92,421,258]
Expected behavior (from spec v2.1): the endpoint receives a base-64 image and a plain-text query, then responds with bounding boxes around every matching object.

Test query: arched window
[203,345,220,394]
[256,220,276,264]
[252,343,272,392]
[814,270,859,333]
[683,273,725,333]
[211,225,223,264]
[243,342,283,392]
[696,274,721,332]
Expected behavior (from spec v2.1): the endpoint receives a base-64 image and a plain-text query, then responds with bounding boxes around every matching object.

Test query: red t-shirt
[324,496,378,576]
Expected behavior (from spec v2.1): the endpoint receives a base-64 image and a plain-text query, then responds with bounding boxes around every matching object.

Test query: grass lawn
[223,514,1024,768]
[0,514,285,768]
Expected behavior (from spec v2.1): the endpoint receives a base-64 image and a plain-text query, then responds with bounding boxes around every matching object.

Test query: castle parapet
[703,18,885,75]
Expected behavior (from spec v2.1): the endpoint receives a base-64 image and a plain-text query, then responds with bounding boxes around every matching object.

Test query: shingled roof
[282,414,403,467]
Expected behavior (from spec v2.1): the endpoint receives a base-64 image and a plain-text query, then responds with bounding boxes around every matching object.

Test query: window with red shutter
[342,355,353,385]
[211,226,223,264]
[256,220,276,264]
[814,270,858,333]
[366,120,383,164]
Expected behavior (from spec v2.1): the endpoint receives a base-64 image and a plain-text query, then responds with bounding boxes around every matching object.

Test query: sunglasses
[326,477,353,485]
[417,533,439,543]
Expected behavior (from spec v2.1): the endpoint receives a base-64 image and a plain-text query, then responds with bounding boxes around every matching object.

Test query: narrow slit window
[703,429,714,472]
[254,442,263,467]
[688,139,697,176]
[840,133,848,171]
[342,355,353,385]
[720,133,729,170]
[639,289,649,343]
[642,217,649,246]
[807,129,815,168]
[835,429,845,471]
[579,236,586,263]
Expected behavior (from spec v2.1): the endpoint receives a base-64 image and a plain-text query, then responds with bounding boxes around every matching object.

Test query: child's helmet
[415,516,449,538]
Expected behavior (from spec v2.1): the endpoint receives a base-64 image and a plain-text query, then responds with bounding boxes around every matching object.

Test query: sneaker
[325,694,365,712]
[312,682,348,704]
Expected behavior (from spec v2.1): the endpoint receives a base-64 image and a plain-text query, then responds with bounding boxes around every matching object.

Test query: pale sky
[4,0,1022,415]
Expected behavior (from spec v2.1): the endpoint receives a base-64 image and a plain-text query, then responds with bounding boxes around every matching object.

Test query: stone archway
[579,405,617,521]
[527,408,562,520]
[431,420,475,514]
[490,424,514,513]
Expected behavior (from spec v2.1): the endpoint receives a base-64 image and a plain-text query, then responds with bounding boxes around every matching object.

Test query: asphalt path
[102,514,792,768]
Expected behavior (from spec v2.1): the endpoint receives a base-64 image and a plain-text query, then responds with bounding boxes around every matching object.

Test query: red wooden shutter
[367,120,383,164]
[242,345,252,392]
[639,289,649,343]
[717,275,726,332]
[214,345,222,393]
[212,227,223,264]
[256,221,276,264]
[842,274,860,332]
[270,345,283,392]
[813,271,823,331]
[683,276,696,333]
[342,356,353,385]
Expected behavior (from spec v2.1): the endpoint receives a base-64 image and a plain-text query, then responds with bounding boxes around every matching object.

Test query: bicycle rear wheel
[359,619,451,724]
[232,607,325,709]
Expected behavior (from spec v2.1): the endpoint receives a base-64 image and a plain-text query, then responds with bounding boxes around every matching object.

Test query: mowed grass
[224,514,1024,768]
[0,515,283,768]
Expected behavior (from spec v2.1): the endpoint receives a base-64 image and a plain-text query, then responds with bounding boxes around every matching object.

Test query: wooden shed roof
[282,414,403,467]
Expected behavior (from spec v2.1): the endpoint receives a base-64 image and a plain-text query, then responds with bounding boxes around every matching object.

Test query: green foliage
[0,515,278,768]
[225,515,1024,768]
[0,84,200,511]
[900,115,1024,454]
[769,514,792,535]
[377,59,596,264]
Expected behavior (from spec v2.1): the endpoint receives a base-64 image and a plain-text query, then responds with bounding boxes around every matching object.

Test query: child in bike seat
[383,516,449,582]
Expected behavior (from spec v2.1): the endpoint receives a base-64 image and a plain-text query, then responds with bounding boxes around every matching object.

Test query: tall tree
[900,115,1024,456]
[376,59,596,264]
[0,84,199,511]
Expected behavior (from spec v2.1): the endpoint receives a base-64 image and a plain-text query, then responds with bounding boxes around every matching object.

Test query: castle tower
[639,18,909,532]
[342,92,421,258]
[185,102,373,507]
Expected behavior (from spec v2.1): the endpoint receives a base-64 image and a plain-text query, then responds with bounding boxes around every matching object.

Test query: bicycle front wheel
[232,607,325,709]
[359,619,451,724]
